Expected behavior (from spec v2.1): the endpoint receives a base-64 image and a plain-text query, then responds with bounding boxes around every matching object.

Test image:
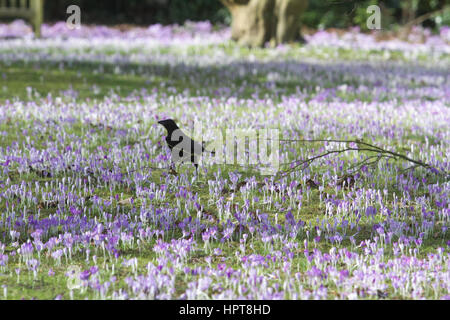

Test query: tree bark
[221,0,308,47]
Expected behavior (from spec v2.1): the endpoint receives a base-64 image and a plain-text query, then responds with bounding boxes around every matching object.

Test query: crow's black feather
[157,119,214,170]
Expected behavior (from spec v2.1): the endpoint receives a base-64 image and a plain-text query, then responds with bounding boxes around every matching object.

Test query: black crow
[157,119,214,172]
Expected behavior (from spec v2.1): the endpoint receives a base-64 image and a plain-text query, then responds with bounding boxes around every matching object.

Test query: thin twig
[271,138,447,180]
[279,138,434,170]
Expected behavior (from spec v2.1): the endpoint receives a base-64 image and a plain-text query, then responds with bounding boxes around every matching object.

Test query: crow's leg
[169,158,175,170]
[175,161,181,173]
[192,154,199,175]
[194,163,199,175]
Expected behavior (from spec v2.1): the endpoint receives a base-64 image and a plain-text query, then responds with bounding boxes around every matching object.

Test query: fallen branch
[276,138,448,179]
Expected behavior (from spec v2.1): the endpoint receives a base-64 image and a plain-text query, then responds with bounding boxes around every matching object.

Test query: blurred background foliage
[42,0,449,30]
[303,0,449,31]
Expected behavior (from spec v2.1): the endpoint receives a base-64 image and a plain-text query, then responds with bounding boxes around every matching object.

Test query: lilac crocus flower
[365,206,377,218]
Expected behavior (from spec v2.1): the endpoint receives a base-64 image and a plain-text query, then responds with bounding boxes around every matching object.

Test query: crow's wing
[168,130,203,154]
[167,129,215,157]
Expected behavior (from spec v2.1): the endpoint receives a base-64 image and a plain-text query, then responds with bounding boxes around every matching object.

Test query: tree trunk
[221,0,308,47]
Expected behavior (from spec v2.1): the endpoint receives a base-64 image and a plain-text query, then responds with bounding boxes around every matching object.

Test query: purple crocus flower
[365,206,376,218]
[80,270,91,281]
[26,259,40,272]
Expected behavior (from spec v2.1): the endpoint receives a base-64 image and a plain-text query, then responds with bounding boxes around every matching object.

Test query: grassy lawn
[0,32,448,300]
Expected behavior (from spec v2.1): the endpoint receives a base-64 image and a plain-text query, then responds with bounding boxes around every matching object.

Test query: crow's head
[157,119,179,134]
